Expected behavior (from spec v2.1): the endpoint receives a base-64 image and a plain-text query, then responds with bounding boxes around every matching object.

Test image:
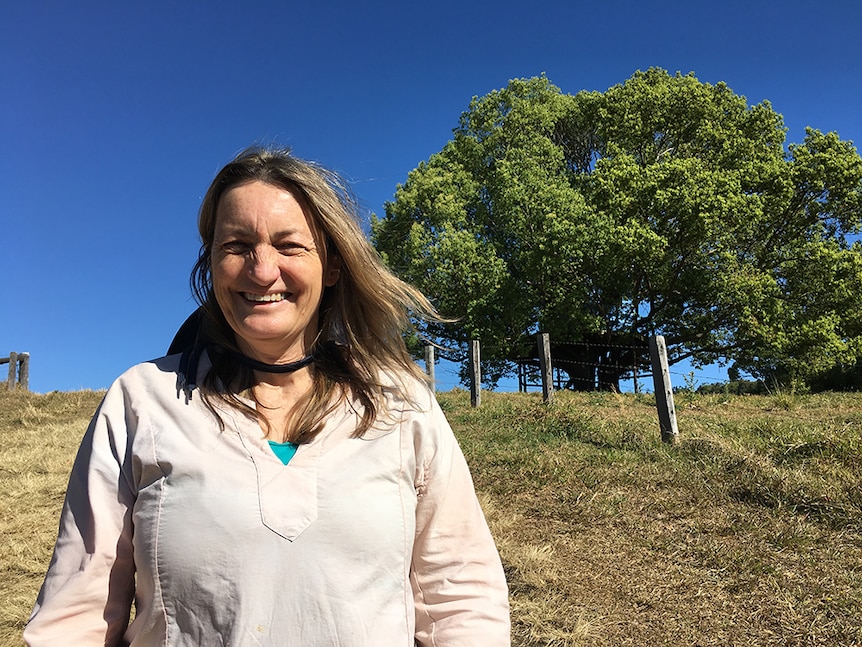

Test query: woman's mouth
[242,292,287,303]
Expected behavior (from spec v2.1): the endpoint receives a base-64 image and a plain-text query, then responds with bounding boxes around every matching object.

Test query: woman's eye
[278,244,306,255]
[221,241,249,254]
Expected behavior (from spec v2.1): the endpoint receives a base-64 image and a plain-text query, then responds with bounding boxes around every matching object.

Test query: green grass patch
[3,388,862,646]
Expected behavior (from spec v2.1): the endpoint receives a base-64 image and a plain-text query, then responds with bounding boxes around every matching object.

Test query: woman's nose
[247,246,280,283]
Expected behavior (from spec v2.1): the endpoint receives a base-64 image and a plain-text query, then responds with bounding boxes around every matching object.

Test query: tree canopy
[371,69,862,390]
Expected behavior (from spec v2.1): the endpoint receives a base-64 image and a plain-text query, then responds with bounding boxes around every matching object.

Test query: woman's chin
[234,329,307,360]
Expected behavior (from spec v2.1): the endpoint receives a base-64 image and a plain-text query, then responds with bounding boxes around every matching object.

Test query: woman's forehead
[213,181,328,245]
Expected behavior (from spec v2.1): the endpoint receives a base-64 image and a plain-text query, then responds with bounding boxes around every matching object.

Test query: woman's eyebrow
[215,225,307,239]
[271,229,306,239]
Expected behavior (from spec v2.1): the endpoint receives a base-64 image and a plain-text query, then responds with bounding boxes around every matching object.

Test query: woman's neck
[251,369,315,442]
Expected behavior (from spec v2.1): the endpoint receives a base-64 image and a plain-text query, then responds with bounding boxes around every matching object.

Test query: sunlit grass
[3,388,862,646]
[441,388,862,646]
[0,389,104,647]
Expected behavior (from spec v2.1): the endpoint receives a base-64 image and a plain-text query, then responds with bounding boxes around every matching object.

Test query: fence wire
[418,334,725,393]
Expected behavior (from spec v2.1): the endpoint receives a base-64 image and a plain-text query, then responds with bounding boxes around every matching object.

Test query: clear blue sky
[2,0,860,393]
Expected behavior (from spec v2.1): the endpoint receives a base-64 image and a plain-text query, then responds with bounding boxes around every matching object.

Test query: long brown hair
[190,146,441,441]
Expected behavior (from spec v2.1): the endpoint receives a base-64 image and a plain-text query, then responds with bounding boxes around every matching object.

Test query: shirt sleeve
[410,395,511,646]
[23,382,137,647]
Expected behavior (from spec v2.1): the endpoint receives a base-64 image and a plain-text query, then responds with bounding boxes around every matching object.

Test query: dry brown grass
[448,389,862,646]
[0,389,104,647]
[2,388,862,646]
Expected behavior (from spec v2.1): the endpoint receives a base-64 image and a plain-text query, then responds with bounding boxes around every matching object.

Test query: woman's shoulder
[99,354,189,406]
[375,368,436,410]
[111,354,183,385]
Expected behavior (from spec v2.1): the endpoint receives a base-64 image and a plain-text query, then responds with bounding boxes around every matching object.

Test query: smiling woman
[23,147,511,646]
[211,181,340,369]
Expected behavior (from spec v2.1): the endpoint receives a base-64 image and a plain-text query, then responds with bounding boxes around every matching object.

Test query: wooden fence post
[468,340,481,407]
[7,352,17,391]
[536,332,554,404]
[18,353,29,391]
[424,345,436,392]
[649,336,679,443]
[3,352,31,391]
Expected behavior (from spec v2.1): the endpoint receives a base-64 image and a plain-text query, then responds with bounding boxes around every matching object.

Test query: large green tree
[372,69,862,389]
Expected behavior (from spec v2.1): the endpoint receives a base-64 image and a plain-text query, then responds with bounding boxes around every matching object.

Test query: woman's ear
[324,255,342,287]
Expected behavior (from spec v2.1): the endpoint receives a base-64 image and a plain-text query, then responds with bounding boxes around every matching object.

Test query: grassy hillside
[1,389,106,647]
[2,388,861,646]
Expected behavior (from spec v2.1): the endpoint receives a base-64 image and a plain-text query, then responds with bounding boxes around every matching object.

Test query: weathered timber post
[468,340,481,407]
[3,353,31,391]
[424,345,436,392]
[649,336,679,443]
[536,332,554,404]
[18,353,29,391]
[7,352,17,391]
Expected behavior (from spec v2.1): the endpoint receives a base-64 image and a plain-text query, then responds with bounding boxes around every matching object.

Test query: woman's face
[211,181,340,363]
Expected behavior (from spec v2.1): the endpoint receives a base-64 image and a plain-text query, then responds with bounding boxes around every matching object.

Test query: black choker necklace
[229,350,316,374]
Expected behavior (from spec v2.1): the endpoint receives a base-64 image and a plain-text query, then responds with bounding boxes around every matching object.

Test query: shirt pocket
[237,426,320,541]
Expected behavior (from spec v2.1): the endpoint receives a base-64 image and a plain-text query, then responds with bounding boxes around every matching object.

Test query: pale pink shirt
[24,355,510,646]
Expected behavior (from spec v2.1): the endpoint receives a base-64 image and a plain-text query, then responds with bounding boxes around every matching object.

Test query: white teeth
[243,292,286,302]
